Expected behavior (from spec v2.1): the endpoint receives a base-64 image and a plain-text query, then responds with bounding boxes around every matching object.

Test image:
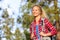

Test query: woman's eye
[32,10,34,11]
[36,10,37,11]
[32,9,38,11]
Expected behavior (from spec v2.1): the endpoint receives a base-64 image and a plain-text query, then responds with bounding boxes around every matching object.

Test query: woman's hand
[40,31,47,36]
[31,33,34,39]
[40,31,52,37]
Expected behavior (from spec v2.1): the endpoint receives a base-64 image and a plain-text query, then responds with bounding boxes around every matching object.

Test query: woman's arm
[30,24,34,39]
[40,32,51,36]
[30,25,32,39]
[40,18,57,37]
[44,18,57,36]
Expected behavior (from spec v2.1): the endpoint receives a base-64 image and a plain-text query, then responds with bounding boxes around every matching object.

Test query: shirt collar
[33,17,41,24]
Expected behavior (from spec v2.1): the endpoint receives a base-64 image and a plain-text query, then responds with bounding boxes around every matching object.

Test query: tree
[14,28,22,40]
[22,13,34,28]
[3,25,12,40]
[17,16,21,24]
[24,30,30,40]
[54,0,59,22]
[22,13,34,40]
[1,9,14,40]
[2,9,9,19]
[2,9,14,26]
[21,11,34,39]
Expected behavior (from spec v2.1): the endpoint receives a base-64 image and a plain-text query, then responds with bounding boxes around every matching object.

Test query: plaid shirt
[30,18,57,40]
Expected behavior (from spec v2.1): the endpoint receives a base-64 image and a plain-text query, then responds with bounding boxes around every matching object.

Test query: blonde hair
[32,5,48,18]
[41,8,48,18]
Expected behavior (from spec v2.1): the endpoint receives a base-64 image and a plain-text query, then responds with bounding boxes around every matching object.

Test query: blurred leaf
[17,16,21,24]
[24,30,30,40]
[14,28,22,40]
[22,13,34,28]
[3,25,12,40]
[2,9,9,18]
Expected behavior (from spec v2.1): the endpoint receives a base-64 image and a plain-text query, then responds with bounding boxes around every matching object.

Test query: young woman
[30,5,57,40]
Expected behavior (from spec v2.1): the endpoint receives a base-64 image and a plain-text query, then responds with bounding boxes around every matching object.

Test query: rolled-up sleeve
[44,18,57,36]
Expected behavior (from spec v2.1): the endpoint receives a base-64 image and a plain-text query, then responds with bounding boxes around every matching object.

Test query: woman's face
[32,6,41,17]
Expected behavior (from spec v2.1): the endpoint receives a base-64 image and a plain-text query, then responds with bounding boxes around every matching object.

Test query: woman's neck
[35,15,41,24]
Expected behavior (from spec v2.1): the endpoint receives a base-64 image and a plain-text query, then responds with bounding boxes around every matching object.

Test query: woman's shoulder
[30,21,34,25]
[41,17,49,23]
[41,17,48,21]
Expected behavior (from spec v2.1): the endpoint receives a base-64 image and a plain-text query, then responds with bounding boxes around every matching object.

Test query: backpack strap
[41,17,45,32]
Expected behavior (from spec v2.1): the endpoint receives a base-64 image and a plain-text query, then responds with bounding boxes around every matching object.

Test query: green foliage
[39,2,45,6]
[2,9,9,18]
[3,25,12,40]
[14,28,22,40]
[22,13,34,40]
[17,16,21,24]
[22,13,34,28]
[24,30,30,40]
[31,0,37,3]
[27,0,37,3]
[3,18,14,26]
[28,1,33,9]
